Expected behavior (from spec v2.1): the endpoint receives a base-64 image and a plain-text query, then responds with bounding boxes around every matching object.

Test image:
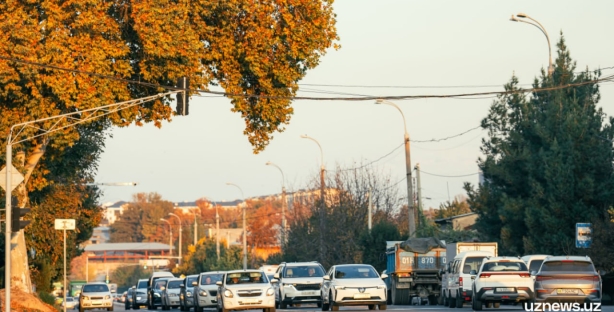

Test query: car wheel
[280,301,287,309]
[486,302,493,308]
[493,302,501,308]
[472,297,482,311]
[378,304,387,310]
[368,304,376,310]
[107,306,114,312]
[455,292,463,308]
[448,292,456,308]
[321,295,330,311]
[79,306,84,312]
[331,305,339,311]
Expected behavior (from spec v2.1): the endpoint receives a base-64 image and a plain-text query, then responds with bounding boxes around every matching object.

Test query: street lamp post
[160,219,173,257]
[300,134,325,261]
[510,13,554,76]
[375,99,416,238]
[212,201,220,260]
[168,213,182,265]
[266,161,287,252]
[226,183,247,270]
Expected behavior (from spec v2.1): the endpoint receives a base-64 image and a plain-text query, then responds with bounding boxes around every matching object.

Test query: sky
[96,0,614,210]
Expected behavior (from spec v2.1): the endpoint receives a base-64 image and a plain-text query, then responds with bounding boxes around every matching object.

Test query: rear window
[482,261,528,272]
[463,257,487,274]
[529,260,544,273]
[541,261,595,272]
[137,280,148,288]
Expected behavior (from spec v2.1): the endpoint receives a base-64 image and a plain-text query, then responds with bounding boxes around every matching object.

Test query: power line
[411,126,482,143]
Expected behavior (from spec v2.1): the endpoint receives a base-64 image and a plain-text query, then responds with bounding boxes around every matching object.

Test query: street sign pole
[55,219,75,312]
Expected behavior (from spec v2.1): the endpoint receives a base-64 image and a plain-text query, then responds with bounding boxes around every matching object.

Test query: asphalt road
[108,302,613,312]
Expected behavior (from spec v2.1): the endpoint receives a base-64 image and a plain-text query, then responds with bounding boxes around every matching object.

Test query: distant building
[87,226,110,245]
[434,212,478,231]
[102,201,129,225]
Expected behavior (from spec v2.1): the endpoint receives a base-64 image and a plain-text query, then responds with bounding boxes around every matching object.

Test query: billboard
[575,223,592,248]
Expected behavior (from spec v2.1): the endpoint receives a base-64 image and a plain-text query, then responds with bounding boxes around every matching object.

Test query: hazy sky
[96,0,614,210]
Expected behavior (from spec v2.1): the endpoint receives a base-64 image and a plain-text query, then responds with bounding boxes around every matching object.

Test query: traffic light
[176,76,189,116]
[11,206,31,232]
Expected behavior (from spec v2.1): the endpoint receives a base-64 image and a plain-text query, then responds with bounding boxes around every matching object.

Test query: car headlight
[82,296,89,300]
[154,293,161,297]
[136,297,142,300]
[224,290,233,298]
[334,286,345,290]
[105,295,111,300]
[187,292,192,297]
[200,290,208,296]
[266,288,275,296]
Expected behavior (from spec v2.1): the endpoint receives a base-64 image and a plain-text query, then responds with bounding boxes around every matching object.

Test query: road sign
[576,223,592,248]
[54,219,76,230]
[0,165,24,192]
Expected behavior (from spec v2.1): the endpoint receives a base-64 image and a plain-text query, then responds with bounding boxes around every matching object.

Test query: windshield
[137,280,148,289]
[83,284,109,293]
[482,261,528,272]
[226,272,267,284]
[541,261,595,272]
[463,257,487,274]
[167,280,182,289]
[529,260,544,273]
[187,276,198,286]
[201,273,224,285]
[283,266,325,278]
[334,266,378,279]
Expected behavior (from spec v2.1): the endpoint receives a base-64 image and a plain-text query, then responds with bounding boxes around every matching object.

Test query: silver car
[533,256,601,304]
[161,278,184,310]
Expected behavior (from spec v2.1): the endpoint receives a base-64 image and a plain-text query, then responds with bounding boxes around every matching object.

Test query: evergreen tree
[465,36,614,256]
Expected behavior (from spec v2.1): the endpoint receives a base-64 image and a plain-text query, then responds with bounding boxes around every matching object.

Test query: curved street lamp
[300,134,326,260]
[510,13,554,76]
[375,99,415,238]
[266,161,287,252]
[168,213,182,265]
[160,219,173,257]
[226,182,247,270]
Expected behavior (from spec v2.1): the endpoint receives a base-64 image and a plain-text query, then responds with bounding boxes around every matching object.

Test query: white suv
[471,256,534,310]
[78,282,114,312]
[274,262,326,308]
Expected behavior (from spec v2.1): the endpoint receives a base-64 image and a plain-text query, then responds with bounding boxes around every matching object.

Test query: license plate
[496,288,514,292]
[303,291,318,295]
[557,289,578,294]
[92,300,102,305]
[243,299,259,304]
[354,293,370,299]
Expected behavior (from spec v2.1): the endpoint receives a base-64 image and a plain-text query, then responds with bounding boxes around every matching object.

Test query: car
[125,288,134,310]
[521,255,552,279]
[120,291,127,303]
[273,261,326,308]
[216,270,277,312]
[161,277,184,310]
[78,282,114,312]
[470,256,534,310]
[321,264,388,311]
[132,279,148,309]
[61,296,77,310]
[447,250,495,308]
[180,274,199,311]
[148,271,175,309]
[194,271,225,312]
[533,256,601,304]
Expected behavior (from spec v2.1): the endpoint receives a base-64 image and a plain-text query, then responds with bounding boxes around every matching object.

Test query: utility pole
[320,164,326,261]
[215,202,220,260]
[193,210,198,246]
[415,164,423,233]
[368,187,372,232]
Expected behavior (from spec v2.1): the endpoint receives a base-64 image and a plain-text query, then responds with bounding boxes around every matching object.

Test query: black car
[147,272,174,309]
[180,274,199,311]
[125,288,134,310]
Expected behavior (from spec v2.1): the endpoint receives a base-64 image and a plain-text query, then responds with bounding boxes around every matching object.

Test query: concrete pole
[193,210,197,246]
[216,203,220,260]
[320,165,325,261]
[169,213,182,265]
[416,163,422,232]
[242,203,247,270]
[368,188,372,231]
[404,132,415,238]
[281,186,286,251]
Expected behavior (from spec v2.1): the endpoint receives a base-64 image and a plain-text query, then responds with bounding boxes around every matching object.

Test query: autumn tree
[465,36,614,256]
[435,195,472,219]
[109,193,174,243]
[1,0,338,292]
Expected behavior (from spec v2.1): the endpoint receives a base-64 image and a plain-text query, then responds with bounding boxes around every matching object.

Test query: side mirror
[271,279,278,284]
[323,276,331,281]
[192,281,198,287]
[381,274,388,279]
[274,273,280,279]
[216,281,223,287]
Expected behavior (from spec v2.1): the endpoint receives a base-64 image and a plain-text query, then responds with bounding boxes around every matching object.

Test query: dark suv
[533,256,601,304]
[180,274,199,311]
[147,271,175,309]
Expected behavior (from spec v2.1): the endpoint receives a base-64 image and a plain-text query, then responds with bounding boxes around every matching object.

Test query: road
[109,302,612,312]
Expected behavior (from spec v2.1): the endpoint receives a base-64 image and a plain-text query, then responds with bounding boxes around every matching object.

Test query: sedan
[533,256,601,304]
[216,270,277,312]
[321,264,388,311]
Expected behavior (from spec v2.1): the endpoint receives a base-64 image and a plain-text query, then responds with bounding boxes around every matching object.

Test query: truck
[68,280,87,297]
[384,237,446,306]
[439,242,498,306]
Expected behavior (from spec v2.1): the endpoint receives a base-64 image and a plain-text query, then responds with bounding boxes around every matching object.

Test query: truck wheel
[448,293,456,308]
[379,304,387,310]
[428,295,437,305]
[280,302,287,309]
[493,302,501,308]
[386,289,392,305]
[368,305,376,310]
[438,294,443,305]
[455,293,463,308]
[331,305,339,311]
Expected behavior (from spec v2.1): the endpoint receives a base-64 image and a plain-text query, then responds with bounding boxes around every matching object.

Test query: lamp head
[516,13,527,18]
[375,99,384,104]
[266,161,272,166]
[300,134,308,138]
[510,15,519,22]
[226,182,232,185]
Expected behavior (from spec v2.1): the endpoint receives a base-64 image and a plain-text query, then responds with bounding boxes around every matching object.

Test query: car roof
[521,255,551,262]
[84,282,108,285]
[225,269,263,274]
[283,262,322,267]
[200,271,225,275]
[333,264,374,268]
[543,255,593,262]
[166,277,184,282]
[455,251,494,259]
[483,256,524,262]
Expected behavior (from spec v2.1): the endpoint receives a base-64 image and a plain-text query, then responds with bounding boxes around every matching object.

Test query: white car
[273,262,326,308]
[194,271,225,312]
[321,264,388,311]
[471,256,534,310]
[216,270,277,312]
[61,297,77,309]
[78,282,114,312]
[161,277,184,310]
